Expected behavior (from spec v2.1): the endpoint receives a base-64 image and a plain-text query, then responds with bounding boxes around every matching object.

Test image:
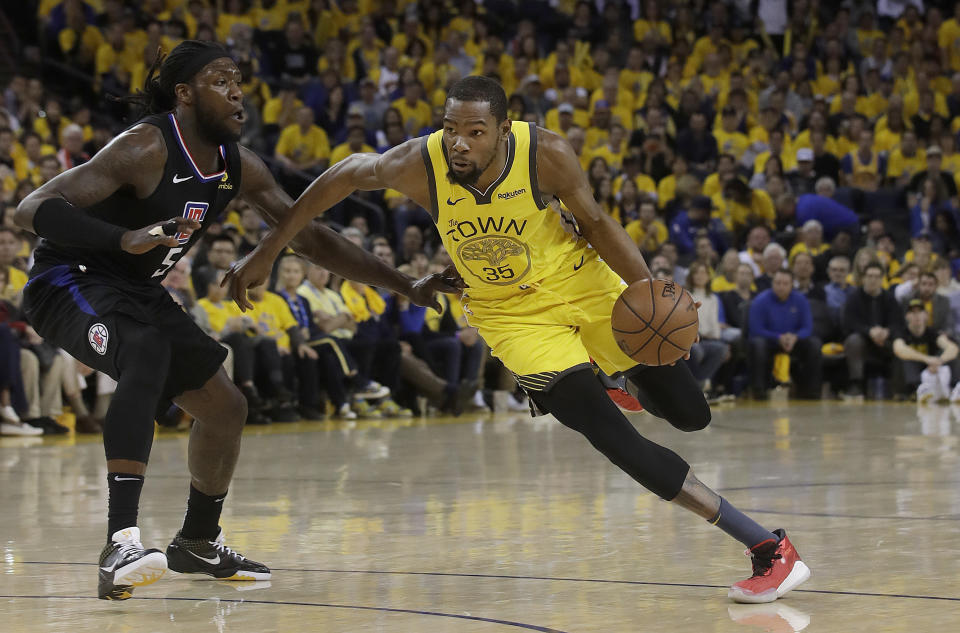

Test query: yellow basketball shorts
[461,254,636,391]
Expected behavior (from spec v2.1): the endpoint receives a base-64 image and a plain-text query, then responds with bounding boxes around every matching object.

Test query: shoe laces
[212,534,244,561]
[749,547,782,577]
[116,538,145,559]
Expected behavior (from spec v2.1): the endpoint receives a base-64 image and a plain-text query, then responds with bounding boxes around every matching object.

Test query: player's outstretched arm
[535,128,652,284]
[15,125,199,252]
[232,144,462,311]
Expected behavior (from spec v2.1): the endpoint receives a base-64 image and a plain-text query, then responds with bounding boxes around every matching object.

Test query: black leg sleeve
[103,317,171,463]
[529,368,690,500]
[624,362,711,432]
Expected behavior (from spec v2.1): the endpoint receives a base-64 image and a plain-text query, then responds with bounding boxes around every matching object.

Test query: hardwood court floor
[2,400,959,632]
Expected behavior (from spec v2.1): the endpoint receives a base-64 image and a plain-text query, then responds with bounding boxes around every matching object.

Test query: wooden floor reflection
[2,400,959,632]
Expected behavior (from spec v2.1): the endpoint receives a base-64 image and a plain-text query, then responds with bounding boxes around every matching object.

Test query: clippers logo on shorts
[88,323,109,355]
[176,201,210,243]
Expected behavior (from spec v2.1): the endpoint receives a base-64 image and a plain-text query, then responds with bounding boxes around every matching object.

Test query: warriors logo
[457,235,532,285]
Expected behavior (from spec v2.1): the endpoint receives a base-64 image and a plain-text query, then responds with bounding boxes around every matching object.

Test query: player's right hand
[120,217,201,254]
[223,243,275,312]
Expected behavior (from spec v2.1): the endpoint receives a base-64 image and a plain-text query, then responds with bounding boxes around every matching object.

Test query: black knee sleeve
[624,364,712,432]
[103,321,172,463]
[529,369,690,500]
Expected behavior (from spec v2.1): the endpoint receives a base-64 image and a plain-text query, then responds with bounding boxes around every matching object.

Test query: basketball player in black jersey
[15,41,458,600]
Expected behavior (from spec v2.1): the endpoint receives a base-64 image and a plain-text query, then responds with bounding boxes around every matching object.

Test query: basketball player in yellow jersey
[226,77,809,603]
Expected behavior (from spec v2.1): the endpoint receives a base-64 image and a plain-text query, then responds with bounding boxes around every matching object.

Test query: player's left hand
[125,216,201,254]
[675,302,701,363]
[406,265,466,312]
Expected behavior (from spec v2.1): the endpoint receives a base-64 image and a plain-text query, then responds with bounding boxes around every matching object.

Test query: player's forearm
[260,154,374,258]
[16,194,126,249]
[579,213,652,284]
[287,220,417,297]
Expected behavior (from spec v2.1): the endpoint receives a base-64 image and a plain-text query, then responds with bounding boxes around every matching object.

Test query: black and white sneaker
[97,527,167,600]
[166,529,271,580]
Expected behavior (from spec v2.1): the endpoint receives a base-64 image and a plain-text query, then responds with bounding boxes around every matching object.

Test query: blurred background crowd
[1,0,960,436]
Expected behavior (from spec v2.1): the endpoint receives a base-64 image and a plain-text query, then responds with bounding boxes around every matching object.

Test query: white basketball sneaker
[98,527,167,600]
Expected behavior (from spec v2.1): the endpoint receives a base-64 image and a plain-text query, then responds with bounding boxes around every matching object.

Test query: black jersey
[33,112,242,283]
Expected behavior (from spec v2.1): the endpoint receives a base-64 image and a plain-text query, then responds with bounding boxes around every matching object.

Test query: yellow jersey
[250,291,297,351]
[330,142,375,165]
[197,297,243,334]
[846,150,881,190]
[275,124,331,166]
[886,149,926,180]
[421,121,587,301]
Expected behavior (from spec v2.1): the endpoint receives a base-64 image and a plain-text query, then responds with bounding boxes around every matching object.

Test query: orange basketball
[611,278,699,366]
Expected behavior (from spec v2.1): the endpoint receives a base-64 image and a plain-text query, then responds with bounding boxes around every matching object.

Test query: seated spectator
[794,177,859,239]
[792,252,825,301]
[738,225,771,276]
[713,177,776,235]
[907,145,958,199]
[652,242,687,286]
[274,106,331,176]
[842,263,904,398]
[930,209,960,262]
[56,124,89,170]
[823,255,856,323]
[755,242,787,292]
[840,128,885,191]
[810,128,841,183]
[720,262,756,337]
[194,271,271,425]
[910,175,957,240]
[932,258,960,340]
[330,125,376,165]
[788,219,828,263]
[391,79,432,136]
[684,262,732,393]
[691,234,719,272]
[710,249,743,293]
[885,129,925,187]
[669,195,729,257]
[788,148,817,196]
[245,279,305,421]
[893,300,960,402]
[0,227,28,299]
[624,197,667,254]
[192,234,237,299]
[675,111,718,176]
[900,271,955,335]
[748,269,822,399]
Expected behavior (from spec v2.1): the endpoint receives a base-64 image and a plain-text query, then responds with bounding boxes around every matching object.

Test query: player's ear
[175,82,193,106]
[500,118,512,138]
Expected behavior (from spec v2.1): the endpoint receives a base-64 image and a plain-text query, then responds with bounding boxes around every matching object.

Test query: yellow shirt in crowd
[250,291,297,351]
[275,124,331,166]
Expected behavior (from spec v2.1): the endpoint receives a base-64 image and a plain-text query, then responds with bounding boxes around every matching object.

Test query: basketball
[611,278,700,366]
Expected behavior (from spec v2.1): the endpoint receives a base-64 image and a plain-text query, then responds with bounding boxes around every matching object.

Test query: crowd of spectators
[3,0,960,434]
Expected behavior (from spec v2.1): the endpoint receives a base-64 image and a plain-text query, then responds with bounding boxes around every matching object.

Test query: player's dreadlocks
[115,40,231,118]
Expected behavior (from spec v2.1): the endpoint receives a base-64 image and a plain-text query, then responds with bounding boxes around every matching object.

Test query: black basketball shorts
[23,263,227,403]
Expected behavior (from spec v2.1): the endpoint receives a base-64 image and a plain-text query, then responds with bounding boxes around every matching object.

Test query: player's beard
[196,102,242,145]
[446,150,498,187]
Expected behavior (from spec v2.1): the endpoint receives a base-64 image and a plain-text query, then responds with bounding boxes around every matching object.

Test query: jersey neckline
[168,113,227,182]
[440,130,516,205]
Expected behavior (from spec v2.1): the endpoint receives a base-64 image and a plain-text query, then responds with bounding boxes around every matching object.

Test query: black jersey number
[481,264,514,282]
[151,247,183,278]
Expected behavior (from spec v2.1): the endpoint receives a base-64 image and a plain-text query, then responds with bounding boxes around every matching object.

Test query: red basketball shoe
[728,529,810,603]
[606,388,644,413]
